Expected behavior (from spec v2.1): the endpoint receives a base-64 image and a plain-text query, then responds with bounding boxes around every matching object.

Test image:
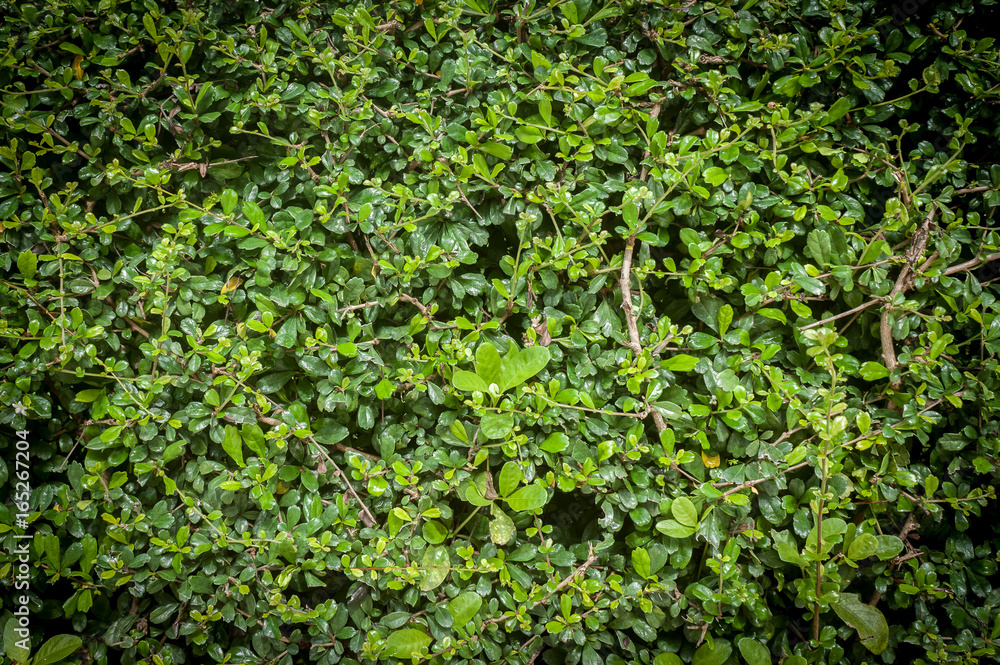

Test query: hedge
[1,1,999,664]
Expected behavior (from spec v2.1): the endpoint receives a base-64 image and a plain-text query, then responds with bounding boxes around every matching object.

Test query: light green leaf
[832,592,889,654]
[874,535,904,560]
[447,592,483,626]
[498,461,523,497]
[17,250,37,280]
[505,485,548,512]
[76,388,103,403]
[859,361,889,380]
[452,370,489,392]
[718,304,733,336]
[4,619,31,664]
[540,432,569,452]
[33,634,83,665]
[480,411,514,440]
[384,628,432,659]
[449,420,470,444]
[465,481,493,507]
[671,497,699,528]
[825,96,852,123]
[490,506,516,544]
[419,546,449,591]
[656,519,696,538]
[693,639,732,665]
[848,532,879,560]
[737,637,770,665]
[661,354,699,372]
[476,343,502,386]
[632,547,652,579]
[222,424,245,467]
[703,166,728,187]
[500,345,550,392]
[654,655,682,665]
[241,424,266,457]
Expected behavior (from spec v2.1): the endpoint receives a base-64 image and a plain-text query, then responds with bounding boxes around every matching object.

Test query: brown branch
[619,238,643,356]
[335,301,380,314]
[306,434,378,528]
[798,299,881,331]
[953,185,993,194]
[943,250,1000,276]
[639,103,662,182]
[881,206,936,411]
[532,543,597,607]
[397,293,432,318]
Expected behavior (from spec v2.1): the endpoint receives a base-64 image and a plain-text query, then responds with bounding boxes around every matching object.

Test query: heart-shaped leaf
[500,345,550,392]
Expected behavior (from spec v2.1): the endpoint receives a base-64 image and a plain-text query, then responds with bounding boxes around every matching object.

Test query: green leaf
[661,354,699,372]
[737,637,770,665]
[859,361,890,380]
[655,519,696,538]
[275,317,298,348]
[632,546,652,579]
[703,166,728,187]
[859,239,889,265]
[874,535,905,560]
[832,593,889,654]
[498,461,523,497]
[419,546,450,591]
[480,411,514,440]
[825,96,852,123]
[452,370,489,392]
[515,126,543,144]
[33,634,83,665]
[490,506,516,544]
[540,432,569,452]
[807,229,833,267]
[447,592,483,626]
[693,639,732,665]
[449,420,470,444]
[654,655,683,665]
[476,343,502,386]
[4,618,31,664]
[220,189,238,215]
[718,304,733,336]
[222,425,245,468]
[773,530,804,566]
[76,388,103,403]
[500,345,550,392]
[848,532,879,560]
[465,481,493,507]
[384,628,433,659]
[242,200,265,227]
[17,250,37,280]
[422,520,448,544]
[241,424,266,457]
[505,485,548,512]
[671,497,699,528]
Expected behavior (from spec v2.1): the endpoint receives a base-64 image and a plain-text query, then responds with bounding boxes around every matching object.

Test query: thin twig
[306,434,378,528]
[619,238,643,356]
[881,206,936,410]
[533,543,597,607]
[639,103,662,182]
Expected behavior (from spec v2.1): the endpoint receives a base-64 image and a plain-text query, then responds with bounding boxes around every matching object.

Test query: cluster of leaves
[2,0,1000,664]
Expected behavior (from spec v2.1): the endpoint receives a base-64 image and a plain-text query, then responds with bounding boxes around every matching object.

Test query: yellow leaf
[72,54,84,80]
[276,482,288,495]
[701,451,720,468]
[221,276,242,294]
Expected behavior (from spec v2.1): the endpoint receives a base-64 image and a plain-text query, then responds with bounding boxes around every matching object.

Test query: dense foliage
[2,0,1000,664]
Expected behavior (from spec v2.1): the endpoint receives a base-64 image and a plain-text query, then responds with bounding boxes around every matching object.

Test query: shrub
[2,1,999,664]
